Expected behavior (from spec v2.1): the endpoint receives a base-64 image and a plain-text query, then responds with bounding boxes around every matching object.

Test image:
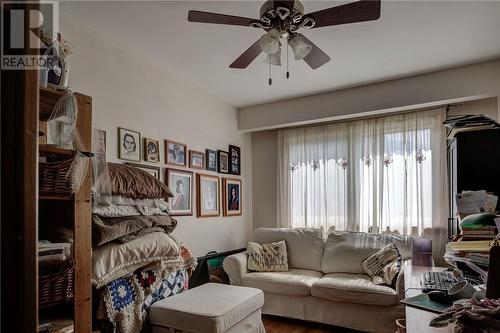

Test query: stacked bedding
[92,163,197,333]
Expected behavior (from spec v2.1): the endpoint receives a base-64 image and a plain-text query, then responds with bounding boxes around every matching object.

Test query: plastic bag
[47,90,85,151]
[91,129,111,203]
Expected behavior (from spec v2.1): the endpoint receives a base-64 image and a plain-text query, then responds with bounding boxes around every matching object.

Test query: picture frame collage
[117,127,242,217]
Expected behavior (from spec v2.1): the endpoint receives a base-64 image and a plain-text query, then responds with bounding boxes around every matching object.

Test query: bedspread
[98,268,189,333]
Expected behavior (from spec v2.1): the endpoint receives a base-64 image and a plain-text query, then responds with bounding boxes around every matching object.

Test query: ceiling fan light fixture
[288,34,312,60]
[263,48,282,66]
[259,28,281,54]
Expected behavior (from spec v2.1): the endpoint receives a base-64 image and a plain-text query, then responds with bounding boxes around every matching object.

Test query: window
[278,109,447,238]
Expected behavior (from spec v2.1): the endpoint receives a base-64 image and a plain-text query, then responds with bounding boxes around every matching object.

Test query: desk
[403,265,453,333]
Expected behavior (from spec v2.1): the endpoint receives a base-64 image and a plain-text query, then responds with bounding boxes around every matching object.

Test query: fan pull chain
[269,61,272,86]
[286,45,290,79]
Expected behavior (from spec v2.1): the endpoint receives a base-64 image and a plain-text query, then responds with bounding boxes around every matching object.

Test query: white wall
[60,12,252,257]
[239,60,500,131]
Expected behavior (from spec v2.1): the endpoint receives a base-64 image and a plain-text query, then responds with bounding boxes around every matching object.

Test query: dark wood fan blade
[230,40,263,69]
[306,0,381,28]
[299,35,331,69]
[274,0,295,11]
[188,10,257,27]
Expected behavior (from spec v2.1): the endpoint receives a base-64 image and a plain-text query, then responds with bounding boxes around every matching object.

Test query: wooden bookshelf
[38,87,93,333]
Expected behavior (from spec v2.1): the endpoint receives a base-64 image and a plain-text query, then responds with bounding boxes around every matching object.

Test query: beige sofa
[223,228,409,333]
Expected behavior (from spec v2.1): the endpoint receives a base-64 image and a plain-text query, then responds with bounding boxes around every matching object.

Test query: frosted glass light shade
[259,28,281,55]
[289,34,312,60]
[263,49,282,66]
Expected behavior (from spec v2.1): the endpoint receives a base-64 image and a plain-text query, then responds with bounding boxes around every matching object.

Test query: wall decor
[197,173,220,217]
[229,145,241,175]
[125,162,161,180]
[118,127,140,161]
[166,168,193,216]
[144,138,160,163]
[206,149,217,172]
[165,140,187,167]
[217,150,229,174]
[189,150,205,170]
[223,178,242,216]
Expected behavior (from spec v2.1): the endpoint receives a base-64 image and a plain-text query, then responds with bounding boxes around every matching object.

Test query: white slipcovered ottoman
[150,283,266,333]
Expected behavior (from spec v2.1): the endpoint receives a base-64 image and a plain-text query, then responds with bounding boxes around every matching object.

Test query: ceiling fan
[188,0,381,85]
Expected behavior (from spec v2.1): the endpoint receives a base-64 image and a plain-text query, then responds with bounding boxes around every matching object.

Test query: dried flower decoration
[289,163,299,173]
[364,156,372,167]
[383,154,393,167]
[40,27,73,59]
[337,157,349,170]
[416,150,426,164]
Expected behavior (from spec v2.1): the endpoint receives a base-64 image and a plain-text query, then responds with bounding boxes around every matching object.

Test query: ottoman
[150,283,266,333]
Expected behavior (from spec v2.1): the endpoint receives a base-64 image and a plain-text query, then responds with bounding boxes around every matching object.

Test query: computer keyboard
[420,271,457,293]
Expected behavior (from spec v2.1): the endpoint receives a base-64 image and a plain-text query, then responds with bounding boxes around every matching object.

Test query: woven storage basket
[39,157,75,195]
[39,261,74,308]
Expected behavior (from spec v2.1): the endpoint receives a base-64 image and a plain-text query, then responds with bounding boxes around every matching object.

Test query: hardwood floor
[263,315,363,333]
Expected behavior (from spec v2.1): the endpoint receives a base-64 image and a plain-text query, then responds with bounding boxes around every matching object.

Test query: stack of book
[461,225,498,241]
[444,114,499,139]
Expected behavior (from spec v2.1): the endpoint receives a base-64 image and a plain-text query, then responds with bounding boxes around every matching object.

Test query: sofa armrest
[223,252,248,286]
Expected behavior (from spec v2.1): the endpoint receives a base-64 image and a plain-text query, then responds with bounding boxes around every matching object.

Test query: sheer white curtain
[278,109,448,257]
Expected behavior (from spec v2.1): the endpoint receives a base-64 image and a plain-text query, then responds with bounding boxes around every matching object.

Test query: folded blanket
[93,203,169,218]
[93,215,177,247]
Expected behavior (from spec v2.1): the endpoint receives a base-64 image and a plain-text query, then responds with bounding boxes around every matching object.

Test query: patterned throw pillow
[247,240,289,272]
[361,242,401,286]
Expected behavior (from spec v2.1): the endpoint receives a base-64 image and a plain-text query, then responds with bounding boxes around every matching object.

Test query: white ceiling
[61,1,500,108]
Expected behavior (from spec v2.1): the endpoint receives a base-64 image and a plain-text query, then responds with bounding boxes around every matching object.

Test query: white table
[403,265,454,333]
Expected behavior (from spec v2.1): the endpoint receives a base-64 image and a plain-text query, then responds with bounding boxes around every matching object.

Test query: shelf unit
[38,87,93,333]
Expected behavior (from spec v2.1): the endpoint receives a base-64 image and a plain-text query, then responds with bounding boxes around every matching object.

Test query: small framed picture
[206,149,217,172]
[229,145,241,175]
[189,150,205,170]
[118,128,140,161]
[197,173,220,217]
[167,168,193,216]
[223,178,242,216]
[144,138,160,163]
[217,150,229,174]
[165,140,187,167]
[125,162,161,179]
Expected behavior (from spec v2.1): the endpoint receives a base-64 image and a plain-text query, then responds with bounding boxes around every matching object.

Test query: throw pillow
[107,163,174,199]
[247,240,289,272]
[361,242,400,285]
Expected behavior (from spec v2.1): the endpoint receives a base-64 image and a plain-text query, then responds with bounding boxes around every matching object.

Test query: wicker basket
[39,157,75,195]
[39,262,74,308]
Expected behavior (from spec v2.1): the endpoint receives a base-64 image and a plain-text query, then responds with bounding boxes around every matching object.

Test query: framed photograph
[189,150,205,170]
[118,127,140,161]
[144,138,160,163]
[166,168,193,216]
[125,162,161,179]
[229,145,241,175]
[196,173,220,217]
[217,150,229,174]
[206,149,217,172]
[165,140,187,167]
[223,178,242,216]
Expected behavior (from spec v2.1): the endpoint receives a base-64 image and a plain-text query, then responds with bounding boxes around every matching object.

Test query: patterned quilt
[99,268,189,333]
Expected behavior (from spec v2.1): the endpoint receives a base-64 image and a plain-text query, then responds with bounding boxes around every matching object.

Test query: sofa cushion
[243,269,323,296]
[311,273,398,306]
[322,231,392,274]
[253,228,324,271]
